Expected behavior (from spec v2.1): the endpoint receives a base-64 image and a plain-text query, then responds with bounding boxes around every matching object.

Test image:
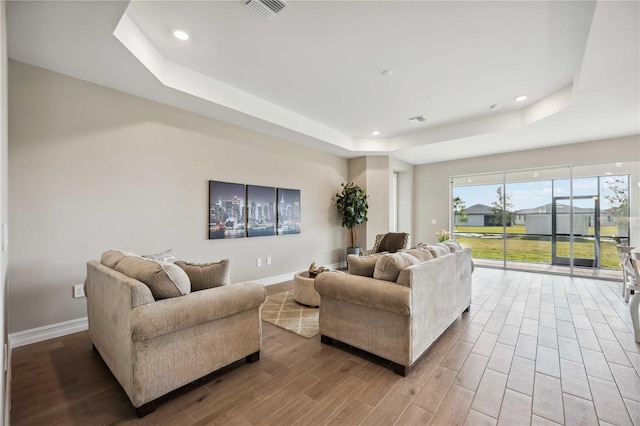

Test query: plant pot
[347,247,361,256]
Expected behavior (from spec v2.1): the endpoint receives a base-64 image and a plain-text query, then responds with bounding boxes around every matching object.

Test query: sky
[453,175,628,211]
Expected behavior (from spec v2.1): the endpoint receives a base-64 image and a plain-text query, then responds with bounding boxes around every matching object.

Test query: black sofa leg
[136,401,156,418]
[246,350,260,363]
[320,335,333,345]
[392,363,409,377]
[464,305,470,313]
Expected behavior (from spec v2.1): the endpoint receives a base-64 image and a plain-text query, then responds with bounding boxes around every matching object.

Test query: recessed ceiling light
[533,173,539,178]
[372,130,380,136]
[514,95,528,102]
[605,172,612,175]
[615,162,623,167]
[489,104,500,111]
[381,69,393,77]
[173,29,190,41]
[467,179,472,183]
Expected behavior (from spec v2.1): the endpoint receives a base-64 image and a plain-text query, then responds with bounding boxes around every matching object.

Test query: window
[451,162,634,279]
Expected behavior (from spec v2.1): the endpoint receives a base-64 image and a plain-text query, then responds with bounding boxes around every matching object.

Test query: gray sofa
[85,251,266,416]
[315,242,472,376]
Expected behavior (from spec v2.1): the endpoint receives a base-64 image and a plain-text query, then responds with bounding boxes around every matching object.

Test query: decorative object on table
[436,229,450,242]
[336,182,369,256]
[308,261,320,276]
[246,185,276,237]
[209,181,246,240]
[308,261,330,277]
[277,188,301,235]
[262,291,319,338]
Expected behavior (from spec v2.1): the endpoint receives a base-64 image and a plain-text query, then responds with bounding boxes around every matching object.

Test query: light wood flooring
[10,268,640,425]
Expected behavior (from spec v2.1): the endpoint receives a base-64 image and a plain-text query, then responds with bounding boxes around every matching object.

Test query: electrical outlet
[73,284,85,298]
[266,257,272,266]
[431,219,437,224]
[256,258,262,267]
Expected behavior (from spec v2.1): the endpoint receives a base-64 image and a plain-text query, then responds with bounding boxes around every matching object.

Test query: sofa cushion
[394,249,433,286]
[348,252,388,277]
[374,252,420,282]
[400,248,434,262]
[175,259,230,291]
[115,256,191,300]
[142,249,179,263]
[423,244,450,258]
[442,240,463,252]
[100,249,140,269]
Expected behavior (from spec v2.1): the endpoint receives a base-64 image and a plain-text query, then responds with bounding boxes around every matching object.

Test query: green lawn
[455,234,621,269]
[455,225,618,236]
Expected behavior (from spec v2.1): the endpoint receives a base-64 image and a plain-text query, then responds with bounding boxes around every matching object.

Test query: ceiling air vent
[408,115,426,124]
[246,0,287,21]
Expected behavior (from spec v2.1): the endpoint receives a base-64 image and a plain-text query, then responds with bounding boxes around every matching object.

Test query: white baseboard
[258,261,347,286]
[8,262,349,347]
[9,317,88,348]
[259,272,295,286]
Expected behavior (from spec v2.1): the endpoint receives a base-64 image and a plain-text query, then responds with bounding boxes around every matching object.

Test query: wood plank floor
[10,268,640,425]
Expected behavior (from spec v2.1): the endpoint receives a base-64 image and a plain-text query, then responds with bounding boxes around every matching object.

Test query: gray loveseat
[315,242,472,376]
[85,250,266,416]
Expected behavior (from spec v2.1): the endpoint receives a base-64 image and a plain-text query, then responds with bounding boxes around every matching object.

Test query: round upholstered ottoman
[293,271,321,307]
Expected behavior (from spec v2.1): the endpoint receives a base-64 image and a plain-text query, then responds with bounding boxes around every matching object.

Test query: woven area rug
[262,291,319,338]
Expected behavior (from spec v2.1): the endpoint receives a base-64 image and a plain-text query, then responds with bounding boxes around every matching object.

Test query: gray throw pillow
[115,256,191,300]
[348,252,388,277]
[175,259,230,291]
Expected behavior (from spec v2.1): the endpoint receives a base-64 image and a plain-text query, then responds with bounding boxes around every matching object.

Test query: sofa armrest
[131,281,266,341]
[315,272,410,315]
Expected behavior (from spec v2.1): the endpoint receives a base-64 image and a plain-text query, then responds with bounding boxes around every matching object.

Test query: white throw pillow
[142,249,179,263]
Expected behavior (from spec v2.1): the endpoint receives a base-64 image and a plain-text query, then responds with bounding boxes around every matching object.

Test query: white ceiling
[6,1,640,164]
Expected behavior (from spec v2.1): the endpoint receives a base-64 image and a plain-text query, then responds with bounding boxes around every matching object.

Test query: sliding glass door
[452,173,505,269]
[451,162,634,279]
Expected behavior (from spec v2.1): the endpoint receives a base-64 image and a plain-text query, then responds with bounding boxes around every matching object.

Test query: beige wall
[363,156,390,247]
[390,157,414,246]
[347,156,367,249]
[8,61,348,333]
[1,1,9,421]
[346,156,413,251]
[414,136,640,246]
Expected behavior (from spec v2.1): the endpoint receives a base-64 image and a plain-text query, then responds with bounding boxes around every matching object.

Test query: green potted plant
[336,182,369,255]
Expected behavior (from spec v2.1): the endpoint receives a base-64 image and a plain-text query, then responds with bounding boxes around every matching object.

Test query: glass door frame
[551,195,600,269]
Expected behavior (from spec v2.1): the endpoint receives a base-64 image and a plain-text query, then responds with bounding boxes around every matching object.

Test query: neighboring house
[460,204,513,227]
[515,203,617,235]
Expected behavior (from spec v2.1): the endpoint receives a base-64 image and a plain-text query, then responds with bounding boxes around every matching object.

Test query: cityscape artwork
[209,181,246,240]
[277,188,301,235]
[246,185,277,237]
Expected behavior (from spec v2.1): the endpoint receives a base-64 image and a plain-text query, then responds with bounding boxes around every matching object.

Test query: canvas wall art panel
[246,185,276,237]
[277,188,301,235]
[209,181,246,239]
